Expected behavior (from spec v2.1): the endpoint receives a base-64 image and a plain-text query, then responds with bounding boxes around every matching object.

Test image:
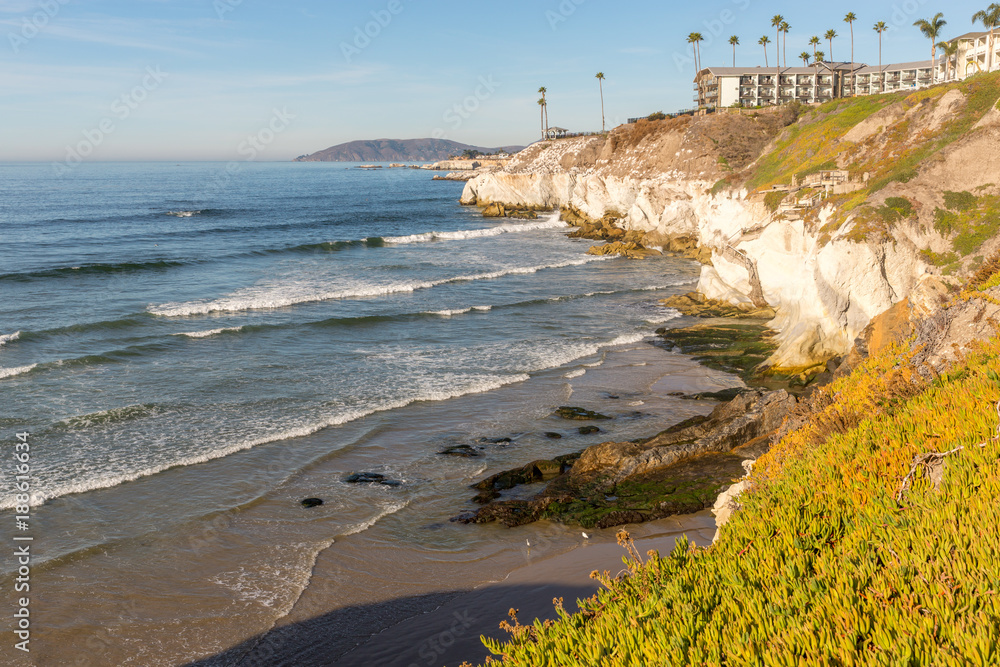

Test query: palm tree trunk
[850,25,855,95]
[599,80,605,132]
[733,44,736,67]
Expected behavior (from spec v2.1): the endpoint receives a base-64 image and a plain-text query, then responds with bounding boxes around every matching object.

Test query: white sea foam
[175,327,244,339]
[0,332,21,348]
[148,257,606,317]
[210,499,409,615]
[564,369,586,379]
[644,310,682,325]
[340,500,410,536]
[384,214,565,244]
[428,306,493,317]
[0,365,36,380]
[167,210,200,217]
[12,374,531,510]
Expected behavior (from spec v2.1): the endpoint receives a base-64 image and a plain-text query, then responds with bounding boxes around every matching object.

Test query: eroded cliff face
[466,169,922,369]
[462,90,1000,371]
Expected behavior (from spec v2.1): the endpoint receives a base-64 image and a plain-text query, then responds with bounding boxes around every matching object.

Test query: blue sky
[0,0,990,162]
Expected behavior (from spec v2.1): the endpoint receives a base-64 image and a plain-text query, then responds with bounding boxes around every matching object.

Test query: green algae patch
[540,454,741,529]
[656,321,778,384]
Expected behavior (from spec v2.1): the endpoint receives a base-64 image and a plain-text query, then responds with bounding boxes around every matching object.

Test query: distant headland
[294,138,525,163]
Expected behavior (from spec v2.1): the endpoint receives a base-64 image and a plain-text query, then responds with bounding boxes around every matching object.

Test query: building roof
[948,31,990,42]
[700,62,868,77]
[856,59,933,74]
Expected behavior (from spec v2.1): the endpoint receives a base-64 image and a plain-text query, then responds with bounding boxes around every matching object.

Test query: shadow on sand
[184,582,600,667]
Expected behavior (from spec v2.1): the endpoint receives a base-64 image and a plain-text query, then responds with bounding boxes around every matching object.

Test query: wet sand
[190,512,718,667]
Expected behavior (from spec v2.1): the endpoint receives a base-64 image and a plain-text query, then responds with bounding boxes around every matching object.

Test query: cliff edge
[461,74,1000,372]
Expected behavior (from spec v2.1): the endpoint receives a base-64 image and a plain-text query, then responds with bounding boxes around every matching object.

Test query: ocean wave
[148,257,607,317]
[0,332,20,348]
[175,327,245,339]
[165,209,228,218]
[256,237,386,256]
[340,500,410,536]
[0,365,36,380]
[385,215,565,244]
[55,403,166,430]
[12,373,531,510]
[644,310,682,325]
[26,316,149,340]
[0,260,188,283]
[427,306,493,317]
[564,369,587,379]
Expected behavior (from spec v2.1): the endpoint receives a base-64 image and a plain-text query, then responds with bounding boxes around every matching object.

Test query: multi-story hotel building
[694,32,997,109]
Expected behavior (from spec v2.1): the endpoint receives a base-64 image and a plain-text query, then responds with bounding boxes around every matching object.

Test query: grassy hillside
[473,268,1000,665]
[745,72,1000,194]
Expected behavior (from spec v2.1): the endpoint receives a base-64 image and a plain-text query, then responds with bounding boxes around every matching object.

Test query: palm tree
[973,4,1000,73]
[914,13,947,83]
[688,32,705,106]
[874,21,888,91]
[815,51,826,63]
[538,86,548,136]
[800,51,812,66]
[938,39,959,81]
[825,29,838,61]
[729,35,740,67]
[537,98,546,141]
[845,12,858,95]
[781,21,791,67]
[759,35,771,67]
[595,72,606,133]
[771,15,784,79]
[809,35,821,61]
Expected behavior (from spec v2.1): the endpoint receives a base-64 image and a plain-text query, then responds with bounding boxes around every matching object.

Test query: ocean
[0,162,738,665]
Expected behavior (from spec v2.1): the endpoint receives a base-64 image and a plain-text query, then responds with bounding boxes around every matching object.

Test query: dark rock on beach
[555,406,612,421]
[300,498,324,508]
[439,445,482,458]
[470,454,583,505]
[344,472,402,487]
[544,432,563,439]
[578,426,601,435]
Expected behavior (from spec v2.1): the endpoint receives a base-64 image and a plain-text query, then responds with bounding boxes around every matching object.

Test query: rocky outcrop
[456,389,796,529]
[570,390,796,484]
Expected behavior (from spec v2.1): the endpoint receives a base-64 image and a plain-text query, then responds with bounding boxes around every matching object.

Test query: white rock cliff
[460,135,930,370]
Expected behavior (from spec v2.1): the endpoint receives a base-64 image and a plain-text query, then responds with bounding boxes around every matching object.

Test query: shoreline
[181,315,768,667]
[175,329,745,667]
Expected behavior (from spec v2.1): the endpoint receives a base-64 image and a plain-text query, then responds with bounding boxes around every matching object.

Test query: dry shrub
[609,115,691,152]
[699,105,800,170]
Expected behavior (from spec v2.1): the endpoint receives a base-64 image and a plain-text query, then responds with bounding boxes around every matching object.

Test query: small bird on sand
[582,532,590,539]
[526,539,531,547]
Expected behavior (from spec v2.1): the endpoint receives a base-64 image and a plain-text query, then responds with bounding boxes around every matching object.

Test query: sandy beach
[187,511,718,667]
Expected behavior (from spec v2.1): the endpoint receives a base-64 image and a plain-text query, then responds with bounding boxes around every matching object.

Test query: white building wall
[719,77,741,107]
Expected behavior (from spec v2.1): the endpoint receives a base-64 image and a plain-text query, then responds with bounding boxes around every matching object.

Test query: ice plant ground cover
[479,274,1000,666]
